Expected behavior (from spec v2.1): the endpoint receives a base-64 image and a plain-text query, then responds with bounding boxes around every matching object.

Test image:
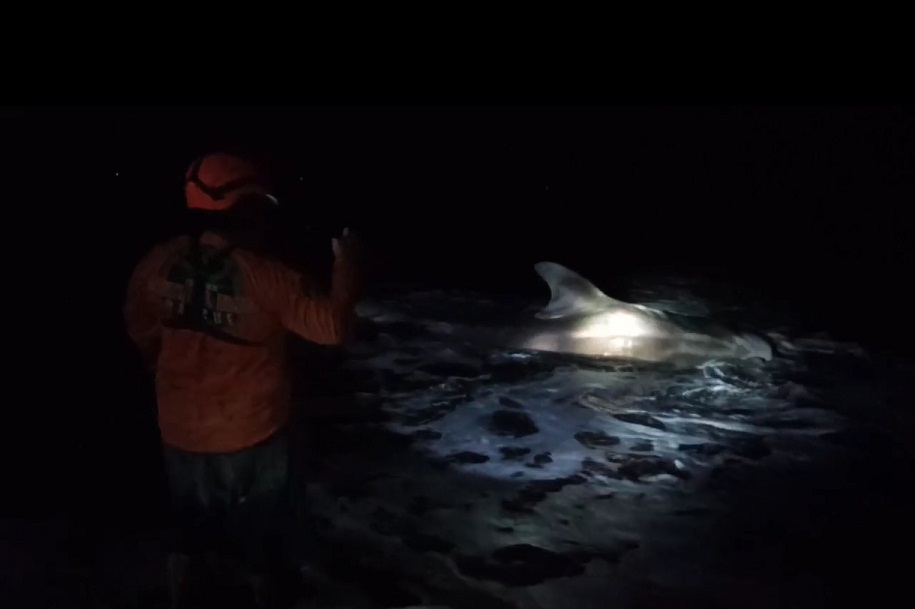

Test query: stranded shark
[356,261,774,366]
[499,261,774,365]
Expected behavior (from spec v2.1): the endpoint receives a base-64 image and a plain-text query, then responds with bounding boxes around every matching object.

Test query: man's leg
[161,444,210,608]
[165,553,190,609]
[213,430,293,605]
[162,443,236,608]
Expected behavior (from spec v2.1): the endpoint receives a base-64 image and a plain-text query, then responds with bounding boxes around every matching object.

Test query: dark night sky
[5,105,913,513]
[4,105,910,341]
[5,104,911,365]
[15,105,911,324]
[16,107,911,263]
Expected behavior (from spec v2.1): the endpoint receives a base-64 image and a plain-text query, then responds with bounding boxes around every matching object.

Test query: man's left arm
[124,254,163,375]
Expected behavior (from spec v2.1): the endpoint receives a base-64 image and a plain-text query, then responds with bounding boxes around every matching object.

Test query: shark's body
[433,262,773,366]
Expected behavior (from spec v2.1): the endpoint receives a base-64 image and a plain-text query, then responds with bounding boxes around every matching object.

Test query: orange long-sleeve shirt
[124,232,361,453]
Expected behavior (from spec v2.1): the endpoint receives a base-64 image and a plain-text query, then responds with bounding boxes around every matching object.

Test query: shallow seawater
[290,279,914,608]
[5,277,913,609]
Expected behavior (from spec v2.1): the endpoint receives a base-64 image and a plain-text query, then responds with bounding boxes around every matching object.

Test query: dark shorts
[162,429,310,573]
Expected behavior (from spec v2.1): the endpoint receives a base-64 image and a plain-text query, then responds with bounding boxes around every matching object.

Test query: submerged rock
[499,446,532,460]
[488,410,539,438]
[574,431,622,448]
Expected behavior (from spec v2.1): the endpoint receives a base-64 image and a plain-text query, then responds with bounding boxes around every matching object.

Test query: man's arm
[254,230,365,346]
[124,252,163,373]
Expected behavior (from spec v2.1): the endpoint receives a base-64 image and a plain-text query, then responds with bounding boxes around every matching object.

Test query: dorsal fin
[533,261,624,319]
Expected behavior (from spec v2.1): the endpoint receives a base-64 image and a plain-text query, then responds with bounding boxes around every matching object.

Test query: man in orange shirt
[124,151,363,607]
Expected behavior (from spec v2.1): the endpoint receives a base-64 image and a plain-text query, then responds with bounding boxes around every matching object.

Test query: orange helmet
[184,152,278,211]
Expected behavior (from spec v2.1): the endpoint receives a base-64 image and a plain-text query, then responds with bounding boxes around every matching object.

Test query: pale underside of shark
[444,262,774,366]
